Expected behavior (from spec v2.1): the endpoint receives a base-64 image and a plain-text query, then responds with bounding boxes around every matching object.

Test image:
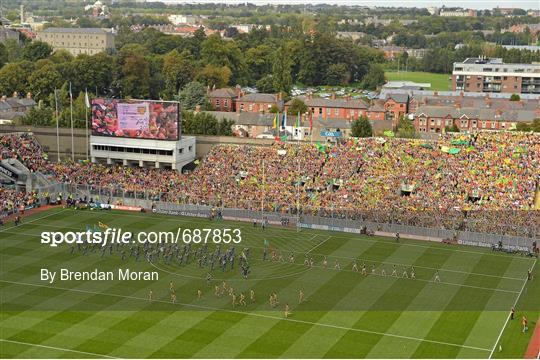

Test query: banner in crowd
[91,98,180,141]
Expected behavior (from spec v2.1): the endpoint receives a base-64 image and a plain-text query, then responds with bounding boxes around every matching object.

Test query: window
[240,104,244,111]
[188,146,193,152]
[334,108,339,116]
[491,122,496,129]
[224,100,228,107]
[482,121,487,128]
[249,104,253,111]
[216,99,220,106]
[179,148,184,154]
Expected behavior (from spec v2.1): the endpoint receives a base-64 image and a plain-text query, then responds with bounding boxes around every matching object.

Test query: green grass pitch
[0,208,538,358]
[385,71,452,91]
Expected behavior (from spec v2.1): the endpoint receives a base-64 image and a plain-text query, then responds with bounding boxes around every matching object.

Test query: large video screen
[91,99,179,140]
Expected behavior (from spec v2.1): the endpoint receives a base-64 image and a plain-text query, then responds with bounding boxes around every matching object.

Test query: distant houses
[0,93,37,123]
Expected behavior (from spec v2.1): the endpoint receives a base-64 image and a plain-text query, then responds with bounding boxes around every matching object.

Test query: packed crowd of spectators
[0,132,538,237]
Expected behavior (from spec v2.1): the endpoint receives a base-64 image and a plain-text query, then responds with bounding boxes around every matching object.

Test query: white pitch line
[0,224,528,284]
[307,235,332,253]
[0,279,491,353]
[488,257,537,359]
[0,208,68,234]
[68,208,536,260]
[0,338,119,359]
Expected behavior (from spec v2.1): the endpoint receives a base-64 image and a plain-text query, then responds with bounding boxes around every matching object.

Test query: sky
[153,0,540,10]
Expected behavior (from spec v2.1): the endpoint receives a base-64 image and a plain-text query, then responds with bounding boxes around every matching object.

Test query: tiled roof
[237,93,277,103]
[42,27,111,34]
[208,88,238,98]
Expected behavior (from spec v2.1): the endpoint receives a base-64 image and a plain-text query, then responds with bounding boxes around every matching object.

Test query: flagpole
[85,88,89,161]
[69,82,74,162]
[54,88,60,163]
[261,159,265,225]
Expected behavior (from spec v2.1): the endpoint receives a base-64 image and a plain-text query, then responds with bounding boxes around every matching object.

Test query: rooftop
[41,27,112,34]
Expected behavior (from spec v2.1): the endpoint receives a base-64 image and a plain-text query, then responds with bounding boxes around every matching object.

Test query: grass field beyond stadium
[0,208,538,358]
[385,71,451,91]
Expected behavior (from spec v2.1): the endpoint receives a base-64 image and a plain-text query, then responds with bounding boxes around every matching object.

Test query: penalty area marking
[0,209,69,234]
[0,339,119,359]
[307,235,332,253]
[0,279,491,354]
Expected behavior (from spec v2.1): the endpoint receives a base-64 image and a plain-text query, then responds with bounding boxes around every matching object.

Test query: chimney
[195,104,201,113]
[206,85,210,94]
[1,95,6,102]
[212,84,216,91]
[330,93,336,100]
[12,91,18,98]
[26,92,32,99]
[307,92,313,100]
[433,91,438,97]
[459,91,464,98]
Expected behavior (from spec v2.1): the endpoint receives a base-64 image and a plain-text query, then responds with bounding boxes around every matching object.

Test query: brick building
[382,94,409,126]
[414,104,539,133]
[207,87,240,112]
[285,95,370,120]
[236,93,280,113]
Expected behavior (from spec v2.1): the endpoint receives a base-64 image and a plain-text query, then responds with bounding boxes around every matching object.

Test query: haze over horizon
[150,0,540,10]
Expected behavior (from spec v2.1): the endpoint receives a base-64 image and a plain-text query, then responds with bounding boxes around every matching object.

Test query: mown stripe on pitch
[456,256,532,357]
[364,245,489,358]
[140,232,323,358]
[235,235,401,358]
[279,243,413,358]
[2,213,168,357]
[323,242,451,358]
[411,253,514,358]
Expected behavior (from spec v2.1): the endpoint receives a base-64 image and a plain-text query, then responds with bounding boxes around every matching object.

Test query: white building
[90,136,196,171]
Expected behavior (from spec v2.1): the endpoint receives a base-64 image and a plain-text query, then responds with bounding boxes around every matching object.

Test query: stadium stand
[0,132,538,237]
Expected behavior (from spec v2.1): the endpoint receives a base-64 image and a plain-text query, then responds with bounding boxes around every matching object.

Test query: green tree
[28,63,63,101]
[177,81,208,111]
[515,122,531,132]
[195,64,231,88]
[509,93,520,101]
[116,46,150,98]
[163,49,195,99]
[21,41,53,62]
[444,123,460,133]
[200,34,246,84]
[0,61,34,96]
[0,43,7,69]
[20,106,54,127]
[351,115,373,137]
[3,39,22,62]
[272,46,293,93]
[360,64,385,90]
[325,63,351,86]
[255,75,275,93]
[245,45,273,82]
[531,119,540,132]
[287,98,307,115]
[395,116,417,138]
[182,111,233,135]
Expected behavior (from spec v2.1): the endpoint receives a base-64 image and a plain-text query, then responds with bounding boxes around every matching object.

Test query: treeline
[388,44,540,74]
[0,23,385,105]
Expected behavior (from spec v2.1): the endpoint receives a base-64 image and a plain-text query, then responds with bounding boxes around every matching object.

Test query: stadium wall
[0,125,276,162]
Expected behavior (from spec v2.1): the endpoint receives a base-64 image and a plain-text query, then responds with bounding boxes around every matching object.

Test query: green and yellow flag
[273,112,279,129]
